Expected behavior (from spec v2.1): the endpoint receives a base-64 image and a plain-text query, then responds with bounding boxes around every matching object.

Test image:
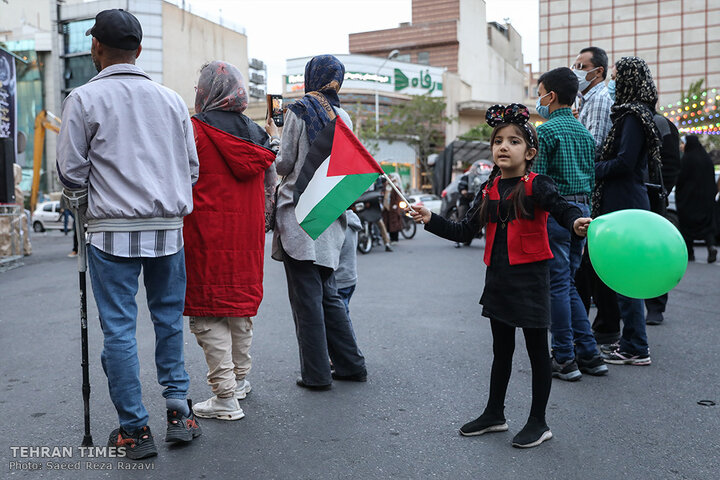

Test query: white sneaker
[235,379,252,400]
[192,395,245,421]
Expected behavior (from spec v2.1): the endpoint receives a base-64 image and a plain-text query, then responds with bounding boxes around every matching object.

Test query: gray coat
[271,108,353,269]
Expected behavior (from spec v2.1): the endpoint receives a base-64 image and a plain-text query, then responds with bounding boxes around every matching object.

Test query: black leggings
[484,319,552,422]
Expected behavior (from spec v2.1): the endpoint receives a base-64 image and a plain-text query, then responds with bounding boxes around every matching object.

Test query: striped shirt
[88,228,183,257]
[534,107,595,196]
[578,82,614,152]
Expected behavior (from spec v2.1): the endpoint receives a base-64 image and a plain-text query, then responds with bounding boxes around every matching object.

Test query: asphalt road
[1,228,719,479]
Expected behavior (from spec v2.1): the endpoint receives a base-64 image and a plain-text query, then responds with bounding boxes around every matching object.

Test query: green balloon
[587,209,688,299]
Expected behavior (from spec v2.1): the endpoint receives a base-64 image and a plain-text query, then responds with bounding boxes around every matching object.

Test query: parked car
[407,193,442,215]
[32,200,73,232]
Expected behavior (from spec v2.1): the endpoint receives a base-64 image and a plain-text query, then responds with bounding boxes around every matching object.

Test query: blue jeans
[617,294,649,356]
[547,202,598,363]
[337,285,356,316]
[87,246,190,431]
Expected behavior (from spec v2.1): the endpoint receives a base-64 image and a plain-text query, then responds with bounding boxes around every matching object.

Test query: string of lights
[659,88,720,135]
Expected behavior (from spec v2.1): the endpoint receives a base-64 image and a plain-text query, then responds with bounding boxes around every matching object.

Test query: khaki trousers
[189,316,253,398]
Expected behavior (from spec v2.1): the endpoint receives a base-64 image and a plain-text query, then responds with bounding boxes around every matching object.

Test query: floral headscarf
[194,61,248,114]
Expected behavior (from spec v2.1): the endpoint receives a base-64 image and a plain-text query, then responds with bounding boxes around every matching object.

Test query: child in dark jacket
[408,104,591,448]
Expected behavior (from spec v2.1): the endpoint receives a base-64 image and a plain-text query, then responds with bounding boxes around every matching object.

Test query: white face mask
[573,67,599,93]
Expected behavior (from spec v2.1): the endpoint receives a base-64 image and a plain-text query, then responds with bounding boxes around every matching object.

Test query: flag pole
[382,173,423,223]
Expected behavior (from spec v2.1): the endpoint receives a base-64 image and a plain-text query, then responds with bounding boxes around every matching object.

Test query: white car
[32,201,74,232]
[407,194,442,215]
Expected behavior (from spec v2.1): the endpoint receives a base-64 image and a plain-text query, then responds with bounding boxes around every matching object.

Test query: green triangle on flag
[295,117,384,240]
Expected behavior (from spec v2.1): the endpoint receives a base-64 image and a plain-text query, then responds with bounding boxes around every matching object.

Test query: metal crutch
[64,189,93,447]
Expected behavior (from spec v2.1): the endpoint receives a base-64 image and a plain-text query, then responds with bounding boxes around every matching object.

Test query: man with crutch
[57,9,201,460]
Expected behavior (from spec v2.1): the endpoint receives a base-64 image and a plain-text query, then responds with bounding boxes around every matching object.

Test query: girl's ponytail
[476,164,501,231]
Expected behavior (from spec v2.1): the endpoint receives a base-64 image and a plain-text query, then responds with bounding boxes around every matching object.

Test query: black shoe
[296,378,332,390]
[646,311,664,325]
[512,418,553,448]
[331,370,367,382]
[108,425,157,460]
[166,399,202,443]
[551,356,582,381]
[459,413,508,437]
[708,247,717,264]
[577,354,609,376]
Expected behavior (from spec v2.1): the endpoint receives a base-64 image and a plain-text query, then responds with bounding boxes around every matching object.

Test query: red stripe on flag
[326,117,385,177]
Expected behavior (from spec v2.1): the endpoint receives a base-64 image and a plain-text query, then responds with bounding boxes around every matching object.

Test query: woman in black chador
[676,135,717,263]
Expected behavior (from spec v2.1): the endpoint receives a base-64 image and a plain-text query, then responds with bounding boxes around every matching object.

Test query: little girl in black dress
[408,104,591,448]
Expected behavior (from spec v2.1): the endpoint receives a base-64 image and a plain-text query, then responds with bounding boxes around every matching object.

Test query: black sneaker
[107,425,157,460]
[166,399,203,443]
[512,418,553,448]
[577,354,609,376]
[459,413,508,437]
[551,356,582,381]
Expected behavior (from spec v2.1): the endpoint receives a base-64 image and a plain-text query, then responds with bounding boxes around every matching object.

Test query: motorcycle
[397,200,416,239]
[351,190,384,254]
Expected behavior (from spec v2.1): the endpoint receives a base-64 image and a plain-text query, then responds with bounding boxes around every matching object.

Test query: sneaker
[512,418,552,448]
[599,343,620,357]
[107,426,157,460]
[235,379,252,400]
[577,354,609,376]
[67,251,78,258]
[551,357,582,381]
[193,395,244,421]
[166,399,203,442]
[603,350,651,366]
[459,413,508,437]
[646,311,664,325]
[385,244,393,252]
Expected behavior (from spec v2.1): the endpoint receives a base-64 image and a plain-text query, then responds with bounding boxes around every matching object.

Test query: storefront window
[63,20,93,55]
[62,20,96,94]
[64,55,95,92]
[417,52,430,65]
[5,40,44,187]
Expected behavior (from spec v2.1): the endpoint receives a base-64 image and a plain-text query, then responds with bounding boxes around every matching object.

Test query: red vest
[483,172,553,266]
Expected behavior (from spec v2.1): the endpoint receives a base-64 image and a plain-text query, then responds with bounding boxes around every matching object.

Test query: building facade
[349,0,527,143]
[1,0,249,194]
[539,0,720,108]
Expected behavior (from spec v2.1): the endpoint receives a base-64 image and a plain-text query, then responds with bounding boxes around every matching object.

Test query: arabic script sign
[0,50,17,141]
[285,55,444,97]
[394,69,442,94]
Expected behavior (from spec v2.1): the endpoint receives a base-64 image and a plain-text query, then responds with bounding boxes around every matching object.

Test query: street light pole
[375,49,400,135]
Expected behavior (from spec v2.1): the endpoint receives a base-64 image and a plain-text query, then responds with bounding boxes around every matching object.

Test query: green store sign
[394,69,442,94]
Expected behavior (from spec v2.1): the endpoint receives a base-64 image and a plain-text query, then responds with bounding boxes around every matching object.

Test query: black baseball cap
[85,9,142,50]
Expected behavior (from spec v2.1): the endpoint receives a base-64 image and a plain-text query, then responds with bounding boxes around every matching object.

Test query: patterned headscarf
[591,56,662,217]
[287,55,345,144]
[194,61,248,114]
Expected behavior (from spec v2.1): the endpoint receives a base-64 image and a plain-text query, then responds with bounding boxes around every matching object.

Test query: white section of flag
[295,155,345,224]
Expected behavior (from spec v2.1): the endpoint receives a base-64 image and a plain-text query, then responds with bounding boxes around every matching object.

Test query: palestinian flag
[294,116,384,240]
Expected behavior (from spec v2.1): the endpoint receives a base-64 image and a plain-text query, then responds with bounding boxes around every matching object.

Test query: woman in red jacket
[184,61,278,421]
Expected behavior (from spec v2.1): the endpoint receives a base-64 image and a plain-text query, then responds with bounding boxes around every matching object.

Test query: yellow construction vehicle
[30,110,61,212]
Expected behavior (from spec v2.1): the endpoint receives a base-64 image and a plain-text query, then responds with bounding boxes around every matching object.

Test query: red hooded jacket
[183,118,275,317]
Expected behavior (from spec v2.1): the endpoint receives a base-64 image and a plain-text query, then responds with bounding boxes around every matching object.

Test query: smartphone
[267,94,284,127]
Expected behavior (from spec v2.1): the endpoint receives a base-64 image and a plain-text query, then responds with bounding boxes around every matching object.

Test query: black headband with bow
[485,103,537,148]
